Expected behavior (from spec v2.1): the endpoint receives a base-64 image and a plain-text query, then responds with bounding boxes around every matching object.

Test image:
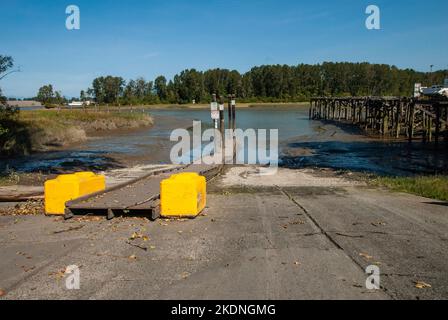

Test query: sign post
[210,94,219,128]
[218,96,225,133]
[414,83,422,98]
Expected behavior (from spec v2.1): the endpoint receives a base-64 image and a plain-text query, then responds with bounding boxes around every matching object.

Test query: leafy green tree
[37,84,55,105]
[54,91,65,105]
[85,62,448,105]
[0,55,14,105]
[154,76,168,101]
[92,76,125,104]
[0,55,13,77]
[0,55,19,140]
[0,87,5,106]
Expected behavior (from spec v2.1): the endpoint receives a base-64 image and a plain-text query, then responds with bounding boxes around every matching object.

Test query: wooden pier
[309,97,448,144]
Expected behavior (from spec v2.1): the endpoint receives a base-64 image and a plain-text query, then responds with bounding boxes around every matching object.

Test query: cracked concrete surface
[0,167,447,299]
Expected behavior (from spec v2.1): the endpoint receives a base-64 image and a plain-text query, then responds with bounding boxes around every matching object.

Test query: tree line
[75,62,446,105]
[1,56,447,106]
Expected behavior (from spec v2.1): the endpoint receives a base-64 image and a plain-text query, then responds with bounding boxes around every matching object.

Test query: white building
[67,100,92,107]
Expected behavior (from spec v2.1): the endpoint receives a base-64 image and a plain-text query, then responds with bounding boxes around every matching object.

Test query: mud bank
[0,110,154,156]
[280,119,448,176]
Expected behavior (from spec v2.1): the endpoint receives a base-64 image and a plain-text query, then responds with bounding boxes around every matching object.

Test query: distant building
[68,101,83,107]
[67,100,92,107]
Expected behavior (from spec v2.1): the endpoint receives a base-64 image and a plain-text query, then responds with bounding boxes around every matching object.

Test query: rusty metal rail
[65,164,222,220]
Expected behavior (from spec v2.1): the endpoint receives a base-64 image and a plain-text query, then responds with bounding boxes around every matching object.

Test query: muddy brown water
[1,106,448,176]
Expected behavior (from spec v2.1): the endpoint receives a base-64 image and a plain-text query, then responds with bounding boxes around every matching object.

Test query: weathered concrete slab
[0,167,446,299]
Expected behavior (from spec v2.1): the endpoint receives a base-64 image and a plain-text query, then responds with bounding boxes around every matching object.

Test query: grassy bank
[1,109,153,156]
[0,171,46,186]
[370,175,448,201]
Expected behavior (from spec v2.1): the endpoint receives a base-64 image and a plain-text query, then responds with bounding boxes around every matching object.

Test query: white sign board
[231,100,236,106]
[211,110,220,120]
[210,102,218,111]
[414,83,421,98]
[219,104,224,111]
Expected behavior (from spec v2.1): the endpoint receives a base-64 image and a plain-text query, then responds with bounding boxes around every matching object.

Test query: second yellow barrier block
[160,172,206,218]
[45,172,106,215]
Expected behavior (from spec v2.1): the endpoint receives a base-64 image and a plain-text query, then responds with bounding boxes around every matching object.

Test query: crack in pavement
[277,186,396,299]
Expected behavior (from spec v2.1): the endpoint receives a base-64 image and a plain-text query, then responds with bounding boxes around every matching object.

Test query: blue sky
[1,0,447,98]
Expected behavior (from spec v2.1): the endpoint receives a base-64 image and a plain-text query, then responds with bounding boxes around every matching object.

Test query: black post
[219,95,225,134]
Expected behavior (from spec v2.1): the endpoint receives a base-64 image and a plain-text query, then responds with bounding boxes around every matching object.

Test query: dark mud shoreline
[280,119,448,176]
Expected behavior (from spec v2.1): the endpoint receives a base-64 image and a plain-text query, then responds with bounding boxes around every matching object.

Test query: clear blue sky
[1,0,447,98]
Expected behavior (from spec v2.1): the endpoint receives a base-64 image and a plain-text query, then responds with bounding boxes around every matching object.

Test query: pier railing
[309,97,448,144]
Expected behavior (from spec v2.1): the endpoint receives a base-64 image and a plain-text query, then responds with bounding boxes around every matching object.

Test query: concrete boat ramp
[0,166,447,299]
[65,164,222,220]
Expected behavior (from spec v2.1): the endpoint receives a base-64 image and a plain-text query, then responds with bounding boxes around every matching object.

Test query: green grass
[19,109,151,123]
[370,176,448,201]
[0,172,20,186]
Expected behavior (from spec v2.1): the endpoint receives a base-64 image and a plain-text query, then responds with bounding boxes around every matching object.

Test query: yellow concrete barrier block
[44,172,106,215]
[160,172,206,218]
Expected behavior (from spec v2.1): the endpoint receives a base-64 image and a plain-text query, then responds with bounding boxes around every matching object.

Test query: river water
[2,106,448,176]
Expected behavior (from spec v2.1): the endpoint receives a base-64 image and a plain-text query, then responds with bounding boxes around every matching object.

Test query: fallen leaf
[129,232,149,241]
[294,261,301,266]
[128,254,137,260]
[415,281,432,289]
[359,253,373,260]
[0,289,5,297]
[48,268,66,279]
[22,266,36,273]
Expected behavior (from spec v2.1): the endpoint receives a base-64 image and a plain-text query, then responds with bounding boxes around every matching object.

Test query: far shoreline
[15,101,310,112]
[123,101,310,110]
